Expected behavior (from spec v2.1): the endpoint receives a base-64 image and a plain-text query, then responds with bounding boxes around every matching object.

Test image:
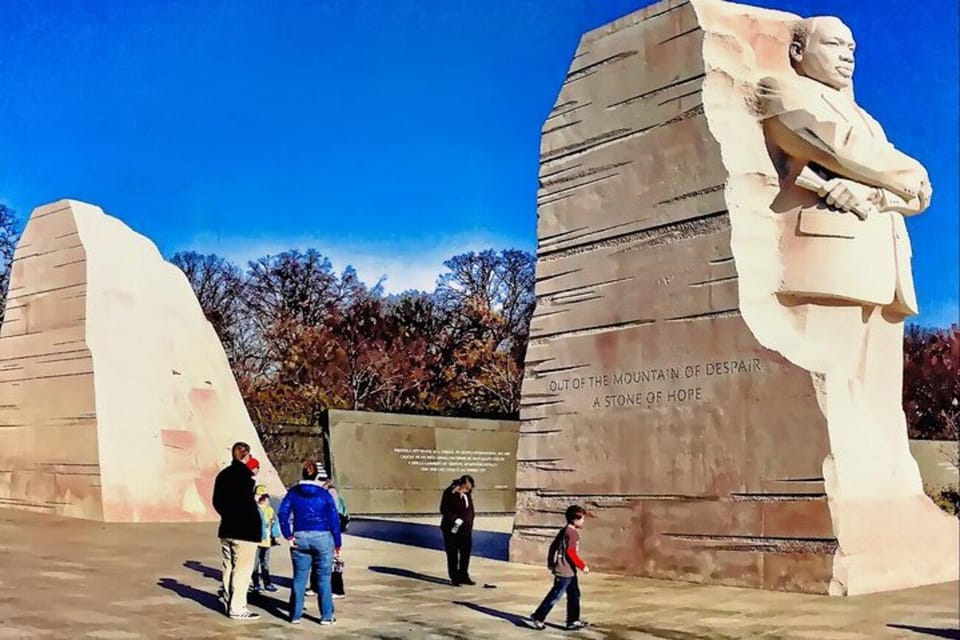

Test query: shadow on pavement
[368,565,452,585]
[888,624,960,639]
[183,560,293,589]
[161,572,297,623]
[183,560,220,581]
[246,591,296,622]
[453,601,533,629]
[157,578,223,616]
[348,518,510,561]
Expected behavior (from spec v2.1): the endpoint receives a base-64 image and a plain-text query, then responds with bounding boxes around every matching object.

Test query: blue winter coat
[277,481,343,548]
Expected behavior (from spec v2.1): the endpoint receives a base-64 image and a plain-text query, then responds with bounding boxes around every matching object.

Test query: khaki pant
[220,538,258,615]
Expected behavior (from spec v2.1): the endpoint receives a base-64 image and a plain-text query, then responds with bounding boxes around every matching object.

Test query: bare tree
[170,251,248,364]
[0,205,21,326]
[244,249,339,329]
[436,249,535,348]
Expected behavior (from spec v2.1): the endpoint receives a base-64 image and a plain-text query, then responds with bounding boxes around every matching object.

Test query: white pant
[220,538,258,615]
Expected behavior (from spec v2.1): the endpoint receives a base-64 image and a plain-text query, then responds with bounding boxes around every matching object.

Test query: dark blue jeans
[251,546,272,587]
[531,574,580,624]
[289,531,335,622]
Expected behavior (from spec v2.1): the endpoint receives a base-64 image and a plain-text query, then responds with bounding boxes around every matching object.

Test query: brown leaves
[903,324,959,441]
[170,248,536,428]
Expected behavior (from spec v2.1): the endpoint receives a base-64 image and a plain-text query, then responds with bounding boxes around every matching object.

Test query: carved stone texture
[327,410,519,515]
[510,0,958,595]
[0,200,283,521]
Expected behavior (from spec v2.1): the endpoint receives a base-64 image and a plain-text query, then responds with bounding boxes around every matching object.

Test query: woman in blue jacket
[277,461,342,625]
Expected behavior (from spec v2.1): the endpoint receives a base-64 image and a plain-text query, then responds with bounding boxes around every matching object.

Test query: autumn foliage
[169,248,535,426]
[903,325,960,441]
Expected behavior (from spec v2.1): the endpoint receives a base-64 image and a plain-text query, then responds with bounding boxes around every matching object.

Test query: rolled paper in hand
[795,165,870,220]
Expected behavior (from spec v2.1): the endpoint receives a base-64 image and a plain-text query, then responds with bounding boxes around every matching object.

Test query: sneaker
[460,578,476,586]
[305,589,316,596]
[333,593,346,599]
[290,619,302,625]
[566,620,589,630]
[530,618,546,630]
[264,584,279,592]
[319,618,337,626]
[229,609,261,621]
[249,585,261,593]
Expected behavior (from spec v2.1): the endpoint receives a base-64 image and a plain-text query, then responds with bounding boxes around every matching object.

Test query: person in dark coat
[439,474,476,586]
[211,441,263,620]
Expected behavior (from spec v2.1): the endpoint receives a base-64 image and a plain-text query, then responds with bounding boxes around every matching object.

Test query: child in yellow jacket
[250,485,281,592]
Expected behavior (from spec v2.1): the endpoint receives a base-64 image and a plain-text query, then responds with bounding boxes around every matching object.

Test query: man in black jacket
[439,475,476,586]
[212,441,262,620]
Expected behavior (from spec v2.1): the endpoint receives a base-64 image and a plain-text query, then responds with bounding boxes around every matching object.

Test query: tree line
[0,203,955,440]
[169,247,534,425]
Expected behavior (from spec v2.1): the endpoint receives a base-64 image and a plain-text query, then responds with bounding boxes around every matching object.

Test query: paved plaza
[0,510,957,639]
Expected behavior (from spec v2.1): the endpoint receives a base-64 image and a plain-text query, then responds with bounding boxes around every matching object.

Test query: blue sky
[0,0,957,325]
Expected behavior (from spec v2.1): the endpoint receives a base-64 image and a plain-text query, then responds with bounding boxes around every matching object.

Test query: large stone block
[0,200,283,521]
[510,0,958,595]
[326,410,518,515]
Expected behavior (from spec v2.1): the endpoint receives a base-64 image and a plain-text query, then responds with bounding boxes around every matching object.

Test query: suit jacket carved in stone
[758,74,930,316]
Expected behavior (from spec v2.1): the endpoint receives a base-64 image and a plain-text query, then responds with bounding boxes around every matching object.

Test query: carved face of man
[790,16,855,90]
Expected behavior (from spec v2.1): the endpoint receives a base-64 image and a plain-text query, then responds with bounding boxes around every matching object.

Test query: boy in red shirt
[529,505,590,630]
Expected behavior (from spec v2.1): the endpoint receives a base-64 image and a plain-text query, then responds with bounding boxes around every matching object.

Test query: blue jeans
[289,531,335,622]
[532,574,580,624]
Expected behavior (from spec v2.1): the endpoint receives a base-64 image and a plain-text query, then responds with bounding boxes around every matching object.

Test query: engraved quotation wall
[548,358,761,408]
[327,410,519,514]
[394,447,513,476]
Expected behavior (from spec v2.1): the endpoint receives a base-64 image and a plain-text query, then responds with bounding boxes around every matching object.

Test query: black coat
[212,460,261,542]
[439,487,475,532]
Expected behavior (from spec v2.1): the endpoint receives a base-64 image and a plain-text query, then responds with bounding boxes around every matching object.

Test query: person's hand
[288,537,296,547]
[334,547,342,560]
[582,566,590,575]
[818,178,863,214]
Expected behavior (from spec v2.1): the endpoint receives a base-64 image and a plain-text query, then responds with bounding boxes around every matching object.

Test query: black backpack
[546,526,567,571]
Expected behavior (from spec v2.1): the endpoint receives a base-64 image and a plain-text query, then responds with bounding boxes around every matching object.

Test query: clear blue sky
[0,0,956,325]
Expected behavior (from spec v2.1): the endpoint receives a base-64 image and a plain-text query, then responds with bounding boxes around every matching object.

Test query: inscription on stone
[393,448,512,474]
[545,357,762,408]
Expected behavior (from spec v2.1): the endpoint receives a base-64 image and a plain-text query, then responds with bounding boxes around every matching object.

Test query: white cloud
[173,232,530,295]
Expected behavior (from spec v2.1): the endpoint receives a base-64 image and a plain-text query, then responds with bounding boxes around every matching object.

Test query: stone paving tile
[0,510,957,639]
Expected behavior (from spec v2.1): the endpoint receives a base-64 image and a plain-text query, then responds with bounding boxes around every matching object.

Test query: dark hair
[301,460,319,481]
[458,475,475,488]
[789,19,811,51]
[231,442,251,461]
[564,504,586,523]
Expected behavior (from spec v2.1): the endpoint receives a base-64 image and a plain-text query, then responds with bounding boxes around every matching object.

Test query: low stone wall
[260,422,327,488]
[911,440,959,493]
[327,410,519,515]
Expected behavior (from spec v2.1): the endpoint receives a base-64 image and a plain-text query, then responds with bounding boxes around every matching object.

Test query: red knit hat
[246,457,260,471]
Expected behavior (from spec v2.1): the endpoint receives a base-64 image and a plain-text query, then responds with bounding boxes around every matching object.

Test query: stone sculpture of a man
[762,15,936,487]
[760,16,932,314]
[755,15,955,595]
